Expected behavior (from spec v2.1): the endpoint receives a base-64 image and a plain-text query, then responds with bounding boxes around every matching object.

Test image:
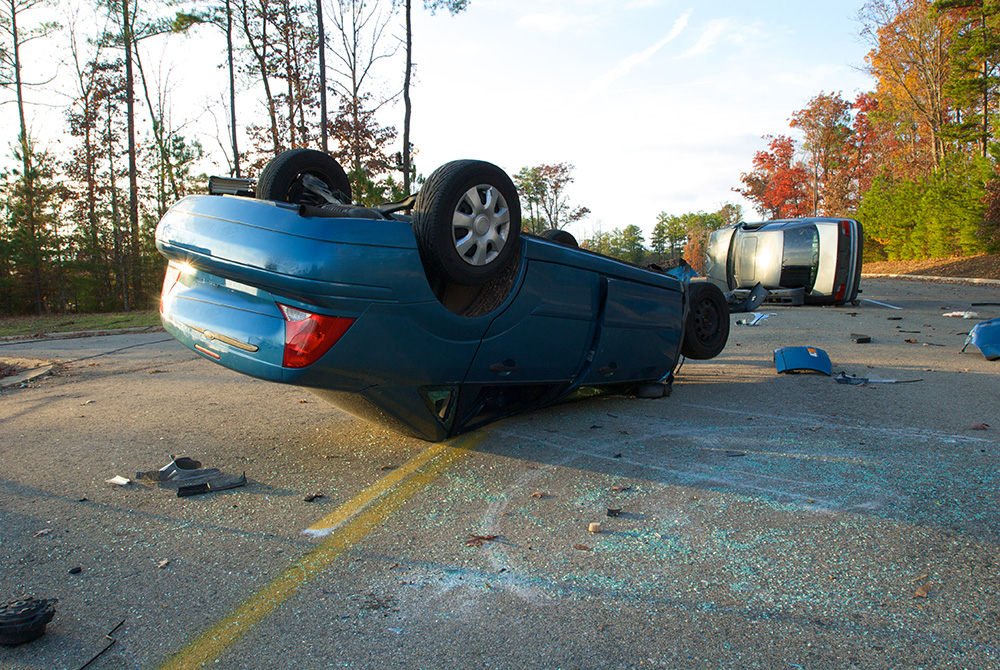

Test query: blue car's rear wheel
[256,149,352,205]
[681,279,729,360]
[413,160,521,286]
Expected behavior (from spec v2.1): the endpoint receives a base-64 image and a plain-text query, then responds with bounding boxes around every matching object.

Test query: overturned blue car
[155,150,729,441]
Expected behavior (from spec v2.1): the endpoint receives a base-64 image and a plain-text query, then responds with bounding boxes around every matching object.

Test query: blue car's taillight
[160,262,186,314]
[278,304,355,368]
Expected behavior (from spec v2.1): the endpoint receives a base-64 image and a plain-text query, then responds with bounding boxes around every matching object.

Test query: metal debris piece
[968,423,989,430]
[304,493,324,502]
[913,582,932,599]
[864,299,902,310]
[177,472,247,497]
[33,529,51,538]
[136,456,219,483]
[736,313,775,326]
[588,522,602,533]
[465,534,499,547]
[157,559,170,569]
[78,619,126,670]
[105,475,131,487]
[573,544,591,551]
[835,372,923,385]
[943,311,980,319]
[0,597,57,646]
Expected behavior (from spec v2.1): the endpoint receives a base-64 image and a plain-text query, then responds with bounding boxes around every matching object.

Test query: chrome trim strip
[185,323,260,353]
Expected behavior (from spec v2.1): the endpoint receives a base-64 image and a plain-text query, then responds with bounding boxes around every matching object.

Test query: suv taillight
[278,304,354,368]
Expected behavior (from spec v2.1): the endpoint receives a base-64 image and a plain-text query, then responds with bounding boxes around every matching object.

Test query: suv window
[780,225,819,291]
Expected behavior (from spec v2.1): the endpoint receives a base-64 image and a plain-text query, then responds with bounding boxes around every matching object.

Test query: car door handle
[488,360,519,375]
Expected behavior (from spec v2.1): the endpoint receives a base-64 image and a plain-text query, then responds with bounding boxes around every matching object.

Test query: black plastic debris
[136,456,220,483]
[727,283,769,313]
[0,597,57,646]
[607,508,622,517]
[177,472,247,497]
[851,334,871,344]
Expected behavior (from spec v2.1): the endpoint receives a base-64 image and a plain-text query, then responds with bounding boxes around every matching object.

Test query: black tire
[256,149,352,205]
[540,228,579,248]
[412,160,521,286]
[681,279,730,360]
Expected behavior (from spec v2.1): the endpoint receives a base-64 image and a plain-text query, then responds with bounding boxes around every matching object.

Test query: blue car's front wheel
[413,160,522,286]
[681,279,730,360]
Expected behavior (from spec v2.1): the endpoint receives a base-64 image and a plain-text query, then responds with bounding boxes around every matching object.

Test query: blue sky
[403,0,874,238]
[13,0,874,240]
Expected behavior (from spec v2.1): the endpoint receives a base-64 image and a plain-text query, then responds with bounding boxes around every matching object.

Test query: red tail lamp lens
[278,304,355,368]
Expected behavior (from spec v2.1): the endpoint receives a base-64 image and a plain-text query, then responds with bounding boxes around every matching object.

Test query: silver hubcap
[452,184,510,267]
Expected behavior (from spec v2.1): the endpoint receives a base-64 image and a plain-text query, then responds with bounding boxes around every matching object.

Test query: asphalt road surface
[1,277,998,669]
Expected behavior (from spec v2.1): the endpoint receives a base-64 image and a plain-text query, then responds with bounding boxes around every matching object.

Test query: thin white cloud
[677,19,732,59]
[518,12,601,33]
[585,10,692,98]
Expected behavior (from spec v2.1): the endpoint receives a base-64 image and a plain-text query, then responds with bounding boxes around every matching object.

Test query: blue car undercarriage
[156,151,729,440]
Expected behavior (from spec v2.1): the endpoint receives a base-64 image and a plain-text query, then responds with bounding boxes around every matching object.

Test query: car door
[463,259,601,384]
[578,277,683,386]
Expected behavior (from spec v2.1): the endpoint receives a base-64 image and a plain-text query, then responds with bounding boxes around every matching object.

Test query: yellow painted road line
[156,433,482,670]
[304,439,455,537]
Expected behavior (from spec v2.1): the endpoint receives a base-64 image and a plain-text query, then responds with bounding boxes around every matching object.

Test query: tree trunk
[402,0,412,194]
[317,0,328,153]
[107,101,129,312]
[227,0,241,176]
[122,0,140,309]
[240,0,281,152]
[10,0,44,314]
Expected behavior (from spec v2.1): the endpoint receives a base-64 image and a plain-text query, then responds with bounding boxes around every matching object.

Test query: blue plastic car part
[962,318,1000,360]
[728,282,769,313]
[157,196,691,441]
[773,346,832,376]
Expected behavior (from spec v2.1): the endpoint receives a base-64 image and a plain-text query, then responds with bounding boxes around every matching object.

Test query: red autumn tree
[735,135,812,218]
